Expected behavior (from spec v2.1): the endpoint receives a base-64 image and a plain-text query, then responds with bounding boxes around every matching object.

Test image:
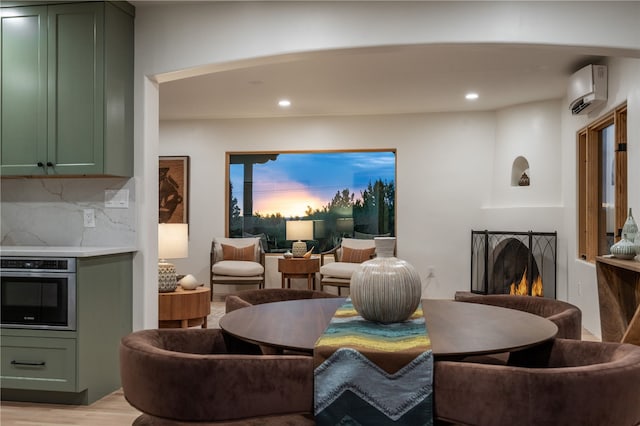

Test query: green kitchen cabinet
[0,252,133,405]
[0,2,134,177]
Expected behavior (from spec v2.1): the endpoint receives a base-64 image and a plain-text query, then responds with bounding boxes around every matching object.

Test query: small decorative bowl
[178,274,200,290]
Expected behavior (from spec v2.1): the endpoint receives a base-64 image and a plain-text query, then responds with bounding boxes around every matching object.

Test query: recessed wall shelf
[511,156,530,187]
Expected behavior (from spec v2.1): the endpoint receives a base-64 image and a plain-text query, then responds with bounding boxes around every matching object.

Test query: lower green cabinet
[1,334,77,393]
[0,252,133,404]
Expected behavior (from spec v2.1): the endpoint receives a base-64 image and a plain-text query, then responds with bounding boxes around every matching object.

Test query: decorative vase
[292,241,307,257]
[158,261,178,292]
[350,237,422,324]
[622,208,638,243]
[303,247,314,259]
[610,234,637,260]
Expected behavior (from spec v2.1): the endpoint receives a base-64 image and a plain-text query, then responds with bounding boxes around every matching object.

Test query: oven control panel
[1,258,76,272]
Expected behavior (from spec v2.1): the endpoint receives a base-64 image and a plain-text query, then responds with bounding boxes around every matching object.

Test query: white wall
[561,57,640,337]
[490,100,562,208]
[135,1,640,329]
[479,99,568,299]
[160,104,568,301]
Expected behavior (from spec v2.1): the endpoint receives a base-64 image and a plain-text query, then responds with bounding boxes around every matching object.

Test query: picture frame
[159,156,189,224]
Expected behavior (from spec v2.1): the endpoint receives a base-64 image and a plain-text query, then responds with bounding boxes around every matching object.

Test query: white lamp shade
[158,223,189,259]
[286,220,313,241]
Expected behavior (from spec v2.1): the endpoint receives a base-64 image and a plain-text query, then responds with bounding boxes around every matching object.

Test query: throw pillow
[341,246,375,263]
[222,244,256,261]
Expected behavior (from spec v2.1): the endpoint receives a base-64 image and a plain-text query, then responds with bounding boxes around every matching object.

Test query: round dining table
[219,298,558,358]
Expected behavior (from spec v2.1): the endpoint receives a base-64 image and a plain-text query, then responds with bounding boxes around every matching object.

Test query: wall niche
[511,156,530,187]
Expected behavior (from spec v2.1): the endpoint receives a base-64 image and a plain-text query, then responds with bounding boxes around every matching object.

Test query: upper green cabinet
[0,2,134,177]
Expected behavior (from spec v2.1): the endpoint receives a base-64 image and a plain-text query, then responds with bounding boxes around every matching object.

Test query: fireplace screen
[471,231,557,299]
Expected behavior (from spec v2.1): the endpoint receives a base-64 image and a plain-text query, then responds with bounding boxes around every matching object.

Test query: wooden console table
[595,256,640,345]
[158,286,211,328]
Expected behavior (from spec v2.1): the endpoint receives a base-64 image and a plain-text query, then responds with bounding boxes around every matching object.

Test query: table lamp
[158,223,189,292]
[286,220,313,257]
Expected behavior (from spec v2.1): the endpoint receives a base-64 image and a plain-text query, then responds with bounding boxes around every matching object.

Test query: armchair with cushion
[319,238,377,295]
[210,237,265,301]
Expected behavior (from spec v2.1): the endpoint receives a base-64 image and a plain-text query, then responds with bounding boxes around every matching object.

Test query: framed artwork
[159,156,189,224]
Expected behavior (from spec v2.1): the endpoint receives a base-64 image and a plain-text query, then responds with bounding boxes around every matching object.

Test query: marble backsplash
[1,177,136,247]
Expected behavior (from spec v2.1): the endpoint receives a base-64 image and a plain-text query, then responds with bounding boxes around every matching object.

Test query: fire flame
[509,270,528,295]
[509,269,543,297]
[531,275,543,297]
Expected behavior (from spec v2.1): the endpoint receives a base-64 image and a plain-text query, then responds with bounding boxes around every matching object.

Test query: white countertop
[0,246,137,257]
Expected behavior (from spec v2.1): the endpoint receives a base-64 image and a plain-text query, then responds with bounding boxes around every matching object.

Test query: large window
[226,150,396,253]
[577,103,627,261]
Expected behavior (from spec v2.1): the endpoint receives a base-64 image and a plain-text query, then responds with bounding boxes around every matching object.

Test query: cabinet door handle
[11,360,46,367]
[46,162,54,167]
[37,162,44,168]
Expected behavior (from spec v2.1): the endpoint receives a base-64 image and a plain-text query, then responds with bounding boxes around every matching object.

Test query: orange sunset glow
[253,181,327,218]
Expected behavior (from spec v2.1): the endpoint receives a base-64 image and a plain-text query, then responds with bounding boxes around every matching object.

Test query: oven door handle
[11,360,46,367]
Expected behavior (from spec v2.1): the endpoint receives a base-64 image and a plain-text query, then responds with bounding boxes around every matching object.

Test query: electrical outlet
[577,281,583,296]
[83,209,96,228]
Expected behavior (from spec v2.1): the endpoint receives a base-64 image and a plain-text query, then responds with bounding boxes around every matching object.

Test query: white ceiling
[158,43,606,120]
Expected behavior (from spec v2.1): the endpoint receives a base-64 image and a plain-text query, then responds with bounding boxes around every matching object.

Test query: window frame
[224,149,397,254]
[577,102,627,262]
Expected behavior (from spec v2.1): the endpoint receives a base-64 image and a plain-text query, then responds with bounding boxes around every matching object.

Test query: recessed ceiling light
[278,99,291,107]
[465,93,479,100]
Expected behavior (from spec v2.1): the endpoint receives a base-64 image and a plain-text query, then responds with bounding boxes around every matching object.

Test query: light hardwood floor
[0,301,601,425]
[0,389,140,426]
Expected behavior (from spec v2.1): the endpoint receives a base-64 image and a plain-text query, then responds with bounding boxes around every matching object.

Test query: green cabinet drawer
[1,336,77,392]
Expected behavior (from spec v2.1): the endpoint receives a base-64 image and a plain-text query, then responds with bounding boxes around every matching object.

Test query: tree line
[230,179,395,252]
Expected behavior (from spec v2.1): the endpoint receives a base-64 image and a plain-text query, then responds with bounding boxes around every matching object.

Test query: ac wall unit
[568,64,607,115]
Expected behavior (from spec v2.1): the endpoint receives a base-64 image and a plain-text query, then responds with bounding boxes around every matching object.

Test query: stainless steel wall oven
[1,257,76,330]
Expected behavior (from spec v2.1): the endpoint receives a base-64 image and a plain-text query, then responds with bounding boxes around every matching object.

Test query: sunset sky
[230,151,395,218]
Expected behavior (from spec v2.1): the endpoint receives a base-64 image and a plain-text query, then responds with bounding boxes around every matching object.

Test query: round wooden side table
[278,257,320,290]
[158,285,211,328]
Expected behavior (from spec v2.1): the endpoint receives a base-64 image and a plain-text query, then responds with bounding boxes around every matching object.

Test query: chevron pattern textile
[314,299,433,425]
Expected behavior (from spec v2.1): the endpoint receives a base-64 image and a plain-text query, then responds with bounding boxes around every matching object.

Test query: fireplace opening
[471,231,556,299]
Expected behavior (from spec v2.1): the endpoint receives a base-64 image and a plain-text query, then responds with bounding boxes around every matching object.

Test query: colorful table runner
[314,298,433,425]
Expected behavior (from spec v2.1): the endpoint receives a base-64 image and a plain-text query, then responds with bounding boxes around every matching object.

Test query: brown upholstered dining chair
[225,288,340,355]
[319,238,377,295]
[433,338,640,426]
[120,328,315,425]
[452,291,582,365]
[209,237,265,301]
[454,291,582,339]
[225,288,340,313]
